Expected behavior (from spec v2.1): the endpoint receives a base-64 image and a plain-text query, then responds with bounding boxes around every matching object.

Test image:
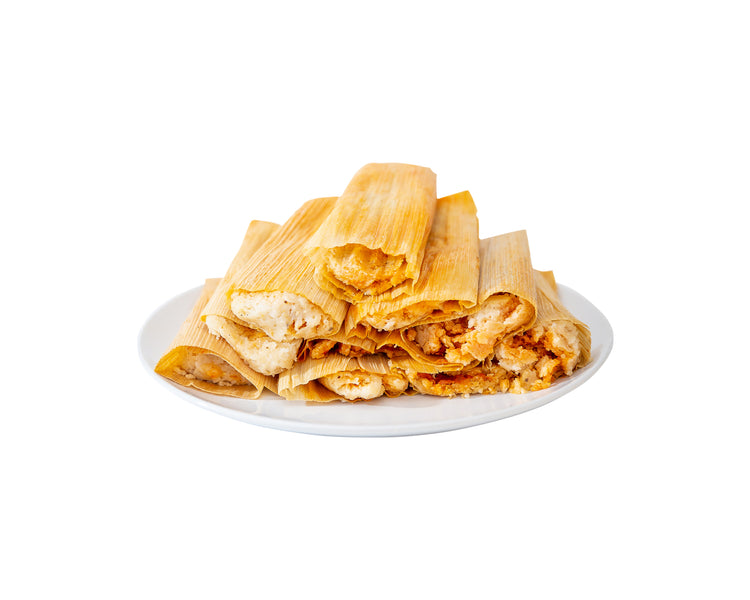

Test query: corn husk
[155,279,276,398]
[391,271,590,397]
[297,329,379,362]
[304,163,437,301]
[531,270,591,366]
[199,220,302,376]
[395,230,538,369]
[201,220,279,325]
[226,197,350,340]
[277,354,408,402]
[476,230,536,307]
[344,191,479,333]
[389,354,514,397]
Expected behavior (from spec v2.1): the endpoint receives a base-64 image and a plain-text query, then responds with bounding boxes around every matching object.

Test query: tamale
[304,163,437,301]
[398,230,537,368]
[401,270,590,396]
[344,191,479,333]
[201,220,301,376]
[227,197,349,343]
[155,279,276,399]
[297,329,378,362]
[493,270,590,392]
[390,354,513,396]
[277,354,410,402]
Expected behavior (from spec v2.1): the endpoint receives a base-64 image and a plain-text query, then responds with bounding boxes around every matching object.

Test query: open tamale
[397,230,537,369]
[201,220,301,376]
[344,191,479,333]
[304,163,437,302]
[227,197,349,343]
[401,270,590,396]
[277,354,410,402]
[297,329,379,362]
[155,279,276,398]
[492,270,590,392]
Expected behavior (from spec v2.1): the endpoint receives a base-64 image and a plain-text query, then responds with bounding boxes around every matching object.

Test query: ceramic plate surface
[138,284,612,437]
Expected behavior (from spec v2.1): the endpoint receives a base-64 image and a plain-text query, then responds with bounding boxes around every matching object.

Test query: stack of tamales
[155,163,591,402]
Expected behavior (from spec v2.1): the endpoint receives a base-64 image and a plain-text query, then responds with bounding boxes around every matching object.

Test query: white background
[2,1,748,598]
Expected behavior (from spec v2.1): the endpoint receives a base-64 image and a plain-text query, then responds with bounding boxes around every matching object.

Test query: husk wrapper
[532,270,591,366]
[155,279,276,398]
[277,354,398,402]
[394,231,538,369]
[227,197,349,334]
[201,220,279,324]
[304,163,437,301]
[344,191,479,333]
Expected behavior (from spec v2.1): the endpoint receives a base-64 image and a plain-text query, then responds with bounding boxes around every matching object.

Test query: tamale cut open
[227,197,349,343]
[278,354,410,402]
[152,162,594,405]
[344,190,480,333]
[200,220,301,376]
[400,270,590,396]
[304,163,437,302]
[397,230,538,369]
[155,279,276,399]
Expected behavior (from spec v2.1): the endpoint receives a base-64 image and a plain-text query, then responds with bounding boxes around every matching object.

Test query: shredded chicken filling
[362,300,463,331]
[378,344,409,359]
[306,339,371,360]
[408,363,511,397]
[403,294,531,364]
[495,321,581,392]
[408,321,582,396]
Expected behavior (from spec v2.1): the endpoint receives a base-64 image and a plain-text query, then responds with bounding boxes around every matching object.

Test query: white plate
[138,285,613,437]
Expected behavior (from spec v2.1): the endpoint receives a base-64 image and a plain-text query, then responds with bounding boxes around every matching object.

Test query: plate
[138,285,613,437]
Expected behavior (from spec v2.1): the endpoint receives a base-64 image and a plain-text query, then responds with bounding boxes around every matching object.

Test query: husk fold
[304,163,437,301]
[155,279,276,398]
[226,197,350,334]
[201,220,279,325]
[344,191,479,333]
[394,230,538,369]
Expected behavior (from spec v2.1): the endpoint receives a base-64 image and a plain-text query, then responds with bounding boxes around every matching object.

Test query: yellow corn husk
[277,354,409,402]
[531,270,591,366]
[344,191,479,333]
[389,354,513,397]
[201,220,279,325]
[226,197,350,341]
[477,230,536,306]
[391,267,592,397]
[297,329,379,362]
[486,270,591,394]
[155,279,276,398]
[395,230,538,369]
[304,163,438,302]
[199,220,302,376]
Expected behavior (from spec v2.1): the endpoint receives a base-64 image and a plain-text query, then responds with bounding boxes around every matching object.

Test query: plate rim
[137,284,613,437]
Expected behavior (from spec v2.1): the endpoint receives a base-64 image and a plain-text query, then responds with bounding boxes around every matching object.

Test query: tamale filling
[319,369,410,401]
[326,245,408,295]
[204,315,300,376]
[230,290,338,342]
[409,363,511,396]
[403,293,533,364]
[306,339,371,360]
[175,350,247,387]
[495,321,582,392]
